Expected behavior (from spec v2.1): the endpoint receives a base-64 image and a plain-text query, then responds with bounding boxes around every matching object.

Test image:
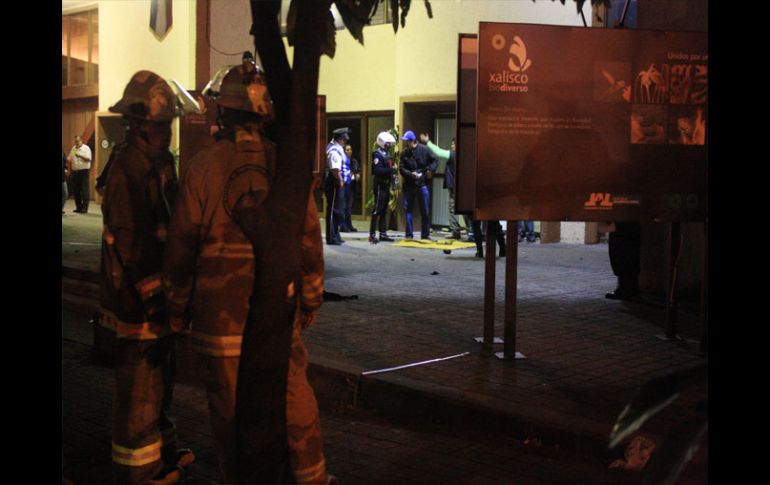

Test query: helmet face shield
[204,64,275,122]
[202,66,231,100]
[169,79,203,115]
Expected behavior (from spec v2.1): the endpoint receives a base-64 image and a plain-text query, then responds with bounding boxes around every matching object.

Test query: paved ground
[62,200,708,483]
[63,314,662,485]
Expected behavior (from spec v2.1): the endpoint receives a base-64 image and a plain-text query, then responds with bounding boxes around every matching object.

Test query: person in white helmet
[369,131,397,243]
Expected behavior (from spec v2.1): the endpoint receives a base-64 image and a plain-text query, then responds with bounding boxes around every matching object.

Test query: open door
[93,112,126,205]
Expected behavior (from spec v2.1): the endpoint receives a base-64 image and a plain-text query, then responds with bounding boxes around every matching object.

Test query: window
[368,2,393,26]
[280,1,393,35]
[62,9,98,87]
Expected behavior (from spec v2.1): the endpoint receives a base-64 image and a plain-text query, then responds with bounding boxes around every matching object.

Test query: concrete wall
[560,222,587,245]
[98,0,196,112]
[207,0,254,82]
[281,0,589,118]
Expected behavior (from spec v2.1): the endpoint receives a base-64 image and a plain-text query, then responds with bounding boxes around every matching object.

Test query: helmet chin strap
[128,118,171,150]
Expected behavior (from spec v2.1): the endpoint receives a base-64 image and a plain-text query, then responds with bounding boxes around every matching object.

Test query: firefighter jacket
[99,131,178,339]
[163,128,325,358]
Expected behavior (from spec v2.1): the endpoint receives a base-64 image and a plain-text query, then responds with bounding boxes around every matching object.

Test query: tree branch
[250,0,292,129]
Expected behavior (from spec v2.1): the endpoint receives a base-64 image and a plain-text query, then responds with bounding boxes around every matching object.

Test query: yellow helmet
[203,64,275,122]
[109,70,179,122]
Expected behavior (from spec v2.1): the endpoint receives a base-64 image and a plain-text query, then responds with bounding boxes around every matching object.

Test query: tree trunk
[234,1,332,482]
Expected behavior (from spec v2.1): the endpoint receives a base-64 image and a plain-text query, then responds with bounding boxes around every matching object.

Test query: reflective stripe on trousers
[99,308,167,340]
[195,318,327,484]
[192,332,243,358]
[112,337,178,484]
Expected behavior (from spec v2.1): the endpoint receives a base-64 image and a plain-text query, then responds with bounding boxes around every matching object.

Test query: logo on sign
[508,36,532,73]
[584,193,614,210]
[489,34,531,93]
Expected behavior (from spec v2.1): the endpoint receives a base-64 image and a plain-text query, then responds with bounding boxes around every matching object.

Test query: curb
[63,264,620,461]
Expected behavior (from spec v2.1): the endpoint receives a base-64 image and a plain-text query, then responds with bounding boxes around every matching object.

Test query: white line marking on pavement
[361,352,471,376]
[63,242,101,246]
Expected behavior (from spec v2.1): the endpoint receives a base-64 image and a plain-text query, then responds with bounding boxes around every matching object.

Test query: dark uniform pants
[472,220,506,254]
[324,177,344,243]
[369,183,390,236]
[112,336,178,484]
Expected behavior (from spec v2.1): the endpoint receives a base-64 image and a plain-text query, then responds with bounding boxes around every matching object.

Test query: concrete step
[63,291,99,317]
[309,359,615,461]
[63,265,100,283]
[59,265,643,463]
[63,277,99,300]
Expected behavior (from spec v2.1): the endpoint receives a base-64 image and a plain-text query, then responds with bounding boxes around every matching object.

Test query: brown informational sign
[455,34,478,215]
[476,23,707,222]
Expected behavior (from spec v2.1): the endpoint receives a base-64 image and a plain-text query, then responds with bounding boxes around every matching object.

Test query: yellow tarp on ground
[391,239,476,250]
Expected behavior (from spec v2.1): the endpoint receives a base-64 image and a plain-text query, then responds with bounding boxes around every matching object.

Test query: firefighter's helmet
[203,64,275,122]
[109,71,179,122]
[376,131,396,148]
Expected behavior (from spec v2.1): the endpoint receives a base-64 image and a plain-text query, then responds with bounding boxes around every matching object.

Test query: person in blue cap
[399,130,438,240]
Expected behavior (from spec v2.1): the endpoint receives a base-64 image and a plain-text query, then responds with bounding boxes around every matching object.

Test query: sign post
[463,22,707,360]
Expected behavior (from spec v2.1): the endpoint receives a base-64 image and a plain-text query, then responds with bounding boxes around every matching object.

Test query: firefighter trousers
[196,319,328,484]
[112,336,179,484]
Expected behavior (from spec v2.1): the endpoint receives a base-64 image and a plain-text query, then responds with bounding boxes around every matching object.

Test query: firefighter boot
[176,448,195,468]
[150,465,183,485]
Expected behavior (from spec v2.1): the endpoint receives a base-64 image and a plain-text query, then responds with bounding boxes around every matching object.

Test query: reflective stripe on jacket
[164,135,272,341]
[99,138,177,334]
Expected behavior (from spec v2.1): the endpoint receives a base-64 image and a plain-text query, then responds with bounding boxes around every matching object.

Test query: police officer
[369,131,396,244]
[100,70,194,484]
[163,63,332,484]
[399,130,438,240]
[325,128,349,245]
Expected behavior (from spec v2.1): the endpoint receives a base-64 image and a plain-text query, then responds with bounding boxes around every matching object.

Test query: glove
[169,314,191,334]
[300,311,317,329]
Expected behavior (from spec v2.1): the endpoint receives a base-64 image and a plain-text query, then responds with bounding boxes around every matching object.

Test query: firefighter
[163,63,332,484]
[99,70,195,484]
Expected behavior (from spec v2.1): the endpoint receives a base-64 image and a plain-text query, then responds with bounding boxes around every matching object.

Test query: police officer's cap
[333,127,351,141]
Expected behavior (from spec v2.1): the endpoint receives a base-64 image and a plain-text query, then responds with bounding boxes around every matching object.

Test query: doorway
[400,98,456,230]
[94,113,127,205]
[325,112,395,224]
